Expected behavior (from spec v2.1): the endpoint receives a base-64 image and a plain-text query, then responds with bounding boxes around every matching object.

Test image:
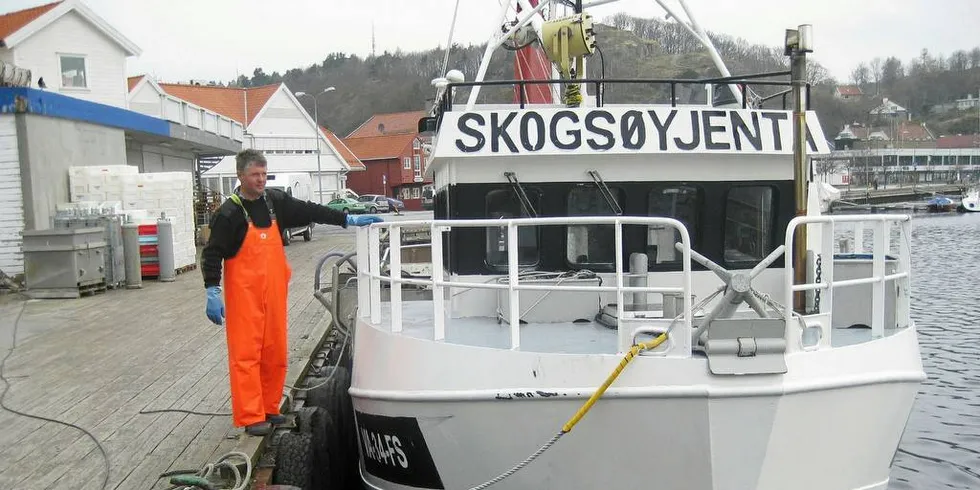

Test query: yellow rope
[562,333,668,433]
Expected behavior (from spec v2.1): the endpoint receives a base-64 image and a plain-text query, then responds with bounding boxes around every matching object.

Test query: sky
[6,0,979,84]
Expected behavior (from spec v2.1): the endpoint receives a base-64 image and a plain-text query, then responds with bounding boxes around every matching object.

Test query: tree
[807,60,834,86]
[969,47,980,69]
[850,62,870,85]
[869,57,883,95]
[881,57,904,90]
[949,50,970,71]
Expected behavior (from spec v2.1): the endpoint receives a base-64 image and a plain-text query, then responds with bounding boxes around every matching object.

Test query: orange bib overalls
[225,193,292,427]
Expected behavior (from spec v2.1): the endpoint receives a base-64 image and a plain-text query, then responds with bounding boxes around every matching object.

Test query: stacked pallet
[68,166,197,271]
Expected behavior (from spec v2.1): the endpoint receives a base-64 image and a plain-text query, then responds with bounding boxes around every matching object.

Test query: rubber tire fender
[305,366,358,486]
[272,431,313,489]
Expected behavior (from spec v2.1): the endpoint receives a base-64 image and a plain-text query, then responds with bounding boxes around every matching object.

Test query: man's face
[238,163,267,198]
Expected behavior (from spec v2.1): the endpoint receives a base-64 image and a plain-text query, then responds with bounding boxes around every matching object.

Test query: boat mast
[653,0,745,107]
[786,24,813,312]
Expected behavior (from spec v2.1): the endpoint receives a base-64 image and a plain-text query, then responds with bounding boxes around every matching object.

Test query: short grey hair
[236,149,267,174]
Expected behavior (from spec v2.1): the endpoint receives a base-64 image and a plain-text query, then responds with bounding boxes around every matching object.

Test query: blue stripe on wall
[0,87,170,137]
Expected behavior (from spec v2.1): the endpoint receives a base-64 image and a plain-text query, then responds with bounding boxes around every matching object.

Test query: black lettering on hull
[356,411,444,489]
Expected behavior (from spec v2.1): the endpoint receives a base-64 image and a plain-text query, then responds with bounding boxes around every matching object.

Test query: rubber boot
[245,421,272,436]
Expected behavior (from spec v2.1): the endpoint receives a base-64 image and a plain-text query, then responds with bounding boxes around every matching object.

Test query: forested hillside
[214,14,979,141]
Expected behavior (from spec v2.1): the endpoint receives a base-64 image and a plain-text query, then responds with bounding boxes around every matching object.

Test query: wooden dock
[0,227,355,490]
[837,183,966,205]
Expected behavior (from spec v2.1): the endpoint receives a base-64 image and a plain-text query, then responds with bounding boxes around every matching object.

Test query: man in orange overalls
[201,149,381,436]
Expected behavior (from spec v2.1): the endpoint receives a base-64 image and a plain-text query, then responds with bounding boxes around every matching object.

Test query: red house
[344,111,432,210]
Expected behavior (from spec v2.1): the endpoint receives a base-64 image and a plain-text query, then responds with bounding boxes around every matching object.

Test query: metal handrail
[356,216,694,353]
[783,214,912,351]
[435,71,810,113]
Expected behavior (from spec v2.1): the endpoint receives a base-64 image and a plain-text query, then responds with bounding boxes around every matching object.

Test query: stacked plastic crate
[68,166,198,272]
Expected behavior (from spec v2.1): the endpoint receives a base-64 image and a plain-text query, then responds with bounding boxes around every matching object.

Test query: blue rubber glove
[347,215,383,227]
[205,286,224,325]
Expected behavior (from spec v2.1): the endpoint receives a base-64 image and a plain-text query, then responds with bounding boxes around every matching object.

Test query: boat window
[566,186,623,268]
[646,185,701,265]
[724,186,775,265]
[485,189,539,270]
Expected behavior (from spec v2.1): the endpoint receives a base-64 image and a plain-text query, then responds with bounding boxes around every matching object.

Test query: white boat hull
[960,193,980,212]
[350,321,925,490]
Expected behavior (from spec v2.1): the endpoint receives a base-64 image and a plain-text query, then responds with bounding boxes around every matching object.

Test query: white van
[264,172,315,245]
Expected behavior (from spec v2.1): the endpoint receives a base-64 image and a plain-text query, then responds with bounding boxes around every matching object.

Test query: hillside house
[834,85,863,101]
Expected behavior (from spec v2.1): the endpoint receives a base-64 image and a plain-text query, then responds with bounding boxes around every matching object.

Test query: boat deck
[375,302,896,353]
[0,228,354,490]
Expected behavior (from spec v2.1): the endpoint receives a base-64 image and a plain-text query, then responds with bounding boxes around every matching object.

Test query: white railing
[156,94,244,142]
[783,214,912,352]
[356,217,694,352]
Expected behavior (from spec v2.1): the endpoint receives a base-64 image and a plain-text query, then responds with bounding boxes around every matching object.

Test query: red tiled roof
[936,134,980,149]
[0,1,60,42]
[895,121,933,141]
[347,110,426,138]
[323,126,365,170]
[127,75,144,92]
[836,85,863,96]
[156,82,280,126]
[343,133,416,161]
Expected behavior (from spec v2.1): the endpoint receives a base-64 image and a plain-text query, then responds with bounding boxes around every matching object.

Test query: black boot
[245,421,272,436]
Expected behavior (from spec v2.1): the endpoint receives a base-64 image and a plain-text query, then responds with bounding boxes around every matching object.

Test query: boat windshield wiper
[587,169,623,215]
[504,172,538,218]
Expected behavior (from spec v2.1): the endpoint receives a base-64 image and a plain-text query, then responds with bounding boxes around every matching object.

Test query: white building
[128,77,364,202]
[0,0,240,279]
[0,0,138,107]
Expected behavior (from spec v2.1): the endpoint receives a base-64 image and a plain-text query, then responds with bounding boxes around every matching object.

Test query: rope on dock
[0,297,111,490]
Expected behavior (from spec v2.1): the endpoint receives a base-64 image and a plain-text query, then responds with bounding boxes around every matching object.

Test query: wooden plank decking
[0,227,355,490]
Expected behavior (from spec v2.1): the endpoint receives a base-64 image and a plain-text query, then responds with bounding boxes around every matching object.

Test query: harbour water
[886,211,980,489]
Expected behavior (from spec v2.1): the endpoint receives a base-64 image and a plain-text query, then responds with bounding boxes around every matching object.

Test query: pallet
[28,281,106,299]
[176,263,198,275]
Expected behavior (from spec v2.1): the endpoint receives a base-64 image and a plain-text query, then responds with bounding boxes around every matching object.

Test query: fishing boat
[319,1,926,489]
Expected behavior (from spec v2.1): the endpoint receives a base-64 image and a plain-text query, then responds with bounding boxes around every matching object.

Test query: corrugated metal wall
[0,116,24,276]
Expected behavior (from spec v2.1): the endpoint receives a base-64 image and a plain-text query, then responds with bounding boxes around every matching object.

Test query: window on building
[724,186,775,265]
[485,189,539,270]
[646,185,701,265]
[403,157,411,169]
[566,186,623,268]
[414,155,422,179]
[413,139,421,150]
[412,186,421,199]
[60,55,87,88]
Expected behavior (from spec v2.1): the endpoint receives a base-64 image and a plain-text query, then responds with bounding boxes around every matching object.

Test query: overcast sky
[8,0,979,84]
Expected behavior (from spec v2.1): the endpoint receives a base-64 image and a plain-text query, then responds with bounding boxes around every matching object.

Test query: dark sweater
[201,188,347,288]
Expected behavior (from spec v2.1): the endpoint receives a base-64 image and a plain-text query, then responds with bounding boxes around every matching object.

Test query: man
[202,149,381,436]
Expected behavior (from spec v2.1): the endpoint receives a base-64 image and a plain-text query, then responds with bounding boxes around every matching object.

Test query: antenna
[372,22,376,57]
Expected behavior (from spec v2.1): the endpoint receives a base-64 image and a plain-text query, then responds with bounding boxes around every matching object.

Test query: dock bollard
[157,215,176,282]
[122,222,142,289]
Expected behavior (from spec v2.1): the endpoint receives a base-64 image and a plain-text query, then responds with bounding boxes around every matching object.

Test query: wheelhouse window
[566,186,622,268]
[485,189,539,270]
[724,186,775,265]
[60,55,87,88]
[646,185,701,265]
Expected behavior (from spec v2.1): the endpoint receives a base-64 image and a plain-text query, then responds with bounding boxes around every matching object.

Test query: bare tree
[970,47,980,69]
[850,62,870,85]
[869,57,883,95]
[949,50,970,71]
